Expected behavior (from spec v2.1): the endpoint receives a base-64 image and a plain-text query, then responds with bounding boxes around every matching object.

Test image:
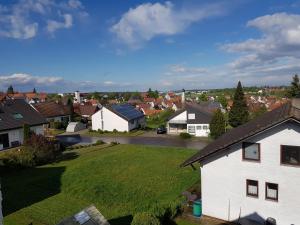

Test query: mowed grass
[2,144,199,225]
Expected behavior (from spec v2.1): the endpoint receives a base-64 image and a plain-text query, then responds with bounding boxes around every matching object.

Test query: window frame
[246,179,259,198]
[280,145,300,167]
[265,182,278,202]
[242,142,261,162]
[188,125,196,133]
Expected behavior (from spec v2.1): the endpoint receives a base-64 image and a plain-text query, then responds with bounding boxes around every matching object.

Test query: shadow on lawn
[109,215,133,225]
[1,166,65,216]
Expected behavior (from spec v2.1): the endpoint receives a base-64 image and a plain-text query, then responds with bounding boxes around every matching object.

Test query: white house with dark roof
[166,103,212,137]
[0,99,47,150]
[92,104,145,132]
[182,98,300,225]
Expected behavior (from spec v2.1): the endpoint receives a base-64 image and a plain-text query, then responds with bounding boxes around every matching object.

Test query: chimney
[181,89,185,104]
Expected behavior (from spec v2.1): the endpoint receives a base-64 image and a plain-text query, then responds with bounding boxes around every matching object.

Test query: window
[188,113,195,119]
[265,182,278,201]
[246,179,258,197]
[203,125,208,130]
[243,142,260,161]
[281,145,300,166]
[188,125,195,133]
[196,126,202,130]
[12,113,23,119]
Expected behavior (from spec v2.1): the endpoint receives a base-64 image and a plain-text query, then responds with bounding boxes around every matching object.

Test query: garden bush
[3,134,60,168]
[131,212,160,225]
[179,132,192,139]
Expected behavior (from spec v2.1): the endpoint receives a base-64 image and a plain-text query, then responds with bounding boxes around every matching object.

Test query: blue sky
[0,0,300,92]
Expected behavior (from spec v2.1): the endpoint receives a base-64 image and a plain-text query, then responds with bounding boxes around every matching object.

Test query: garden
[1,143,200,225]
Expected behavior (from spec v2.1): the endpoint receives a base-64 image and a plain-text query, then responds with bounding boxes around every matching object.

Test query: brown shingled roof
[181,99,300,167]
[33,102,71,118]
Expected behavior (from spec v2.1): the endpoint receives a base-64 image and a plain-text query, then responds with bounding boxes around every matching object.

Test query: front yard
[2,144,200,225]
[84,129,145,137]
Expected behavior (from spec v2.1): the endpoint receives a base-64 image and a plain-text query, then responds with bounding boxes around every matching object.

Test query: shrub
[179,132,192,139]
[3,148,35,168]
[54,121,62,129]
[113,129,118,133]
[97,129,104,134]
[23,123,31,141]
[131,212,160,225]
[23,134,60,165]
[110,141,119,145]
[149,198,183,223]
[3,134,60,168]
[96,140,104,145]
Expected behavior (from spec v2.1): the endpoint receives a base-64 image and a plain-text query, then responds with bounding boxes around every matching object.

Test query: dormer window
[242,142,260,161]
[188,113,195,119]
[13,113,23,119]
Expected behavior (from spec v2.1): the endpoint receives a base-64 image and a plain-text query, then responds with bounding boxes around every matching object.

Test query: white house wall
[201,121,300,225]
[92,107,129,132]
[0,125,44,150]
[169,111,187,122]
[187,124,210,137]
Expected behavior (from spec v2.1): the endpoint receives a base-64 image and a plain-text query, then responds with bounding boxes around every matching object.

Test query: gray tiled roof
[181,99,300,167]
[168,103,212,124]
[0,99,47,131]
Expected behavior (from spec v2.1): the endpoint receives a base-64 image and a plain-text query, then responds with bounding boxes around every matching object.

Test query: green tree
[229,81,249,127]
[210,109,226,139]
[7,85,14,94]
[147,88,159,99]
[218,95,228,109]
[33,88,37,93]
[23,124,31,142]
[287,74,300,97]
[67,98,74,122]
[199,93,208,102]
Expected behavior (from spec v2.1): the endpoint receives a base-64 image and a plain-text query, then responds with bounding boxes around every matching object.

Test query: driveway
[56,133,209,150]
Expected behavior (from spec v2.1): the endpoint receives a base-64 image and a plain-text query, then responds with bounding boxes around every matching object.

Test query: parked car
[157,126,167,134]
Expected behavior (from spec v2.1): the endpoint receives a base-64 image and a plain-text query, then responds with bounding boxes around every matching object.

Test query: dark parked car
[157,126,167,134]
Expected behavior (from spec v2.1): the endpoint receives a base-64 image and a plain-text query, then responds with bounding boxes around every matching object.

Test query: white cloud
[223,13,300,64]
[47,14,73,33]
[110,1,226,48]
[168,64,208,75]
[0,73,63,87]
[0,0,87,39]
[103,81,115,85]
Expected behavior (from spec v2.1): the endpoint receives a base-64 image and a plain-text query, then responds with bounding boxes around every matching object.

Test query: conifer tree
[7,85,14,94]
[287,74,300,97]
[210,109,226,139]
[229,81,249,127]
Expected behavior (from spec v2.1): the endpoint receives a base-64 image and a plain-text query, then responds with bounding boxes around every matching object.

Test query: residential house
[0,99,47,150]
[92,104,145,132]
[182,98,300,225]
[165,92,176,100]
[167,103,212,137]
[11,92,47,103]
[74,104,99,120]
[32,101,71,124]
[128,95,142,105]
[136,103,162,117]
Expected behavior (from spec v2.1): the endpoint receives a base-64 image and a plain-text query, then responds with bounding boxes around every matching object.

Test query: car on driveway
[157,126,167,134]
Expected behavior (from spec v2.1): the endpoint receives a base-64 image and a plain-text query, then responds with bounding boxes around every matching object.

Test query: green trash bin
[193,199,202,217]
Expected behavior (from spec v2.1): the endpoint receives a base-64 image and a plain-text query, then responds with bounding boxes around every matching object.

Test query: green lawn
[2,144,199,225]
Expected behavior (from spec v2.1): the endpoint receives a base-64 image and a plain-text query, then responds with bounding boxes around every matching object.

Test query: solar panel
[111,104,143,120]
